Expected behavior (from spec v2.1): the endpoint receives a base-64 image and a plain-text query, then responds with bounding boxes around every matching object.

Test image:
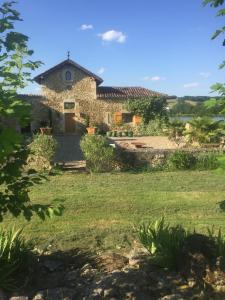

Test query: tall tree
[203,0,225,114]
[0,1,63,221]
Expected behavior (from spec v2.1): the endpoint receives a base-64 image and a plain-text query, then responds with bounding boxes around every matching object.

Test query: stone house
[21,58,166,134]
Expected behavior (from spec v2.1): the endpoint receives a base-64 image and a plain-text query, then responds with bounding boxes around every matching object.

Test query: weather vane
[67,51,70,60]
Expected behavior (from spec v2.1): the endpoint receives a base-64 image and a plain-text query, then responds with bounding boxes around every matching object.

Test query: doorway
[65,113,75,133]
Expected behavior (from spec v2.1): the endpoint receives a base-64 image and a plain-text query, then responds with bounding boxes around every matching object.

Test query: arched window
[65,70,72,81]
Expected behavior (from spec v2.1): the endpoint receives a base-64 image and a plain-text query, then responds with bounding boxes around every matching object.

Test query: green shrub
[167,150,197,170]
[0,228,33,291]
[184,117,223,145]
[167,119,185,140]
[134,119,167,136]
[28,134,58,171]
[196,153,219,170]
[80,135,115,172]
[139,218,188,269]
[139,218,225,270]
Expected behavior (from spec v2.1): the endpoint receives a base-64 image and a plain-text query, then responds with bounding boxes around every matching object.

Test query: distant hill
[178,96,221,102]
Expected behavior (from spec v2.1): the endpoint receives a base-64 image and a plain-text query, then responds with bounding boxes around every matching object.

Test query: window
[64,102,75,109]
[65,70,72,81]
[122,113,133,123]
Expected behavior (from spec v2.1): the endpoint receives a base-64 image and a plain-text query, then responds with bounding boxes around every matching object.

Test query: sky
[14,0,224,97]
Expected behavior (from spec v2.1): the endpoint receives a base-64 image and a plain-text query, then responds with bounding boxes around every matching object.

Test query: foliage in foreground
[0,228,32,291]
[28,134,58,171]
[0,1,63,221]
[80,135,115,172]
[139,218,188,269]
[139,218,225,270]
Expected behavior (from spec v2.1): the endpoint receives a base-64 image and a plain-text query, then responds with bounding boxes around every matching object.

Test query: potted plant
[128,131,134,137]
[112,131,118,137]
[39,121,52,135]
[106,131,112,137]
[40,127,52,135]
[86,119,98,135]
[87,126,97,135]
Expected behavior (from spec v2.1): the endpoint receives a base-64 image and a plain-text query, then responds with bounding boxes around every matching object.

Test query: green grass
[4,170,225,253]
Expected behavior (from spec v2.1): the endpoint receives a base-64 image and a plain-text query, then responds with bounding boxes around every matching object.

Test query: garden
[1,0,225,299]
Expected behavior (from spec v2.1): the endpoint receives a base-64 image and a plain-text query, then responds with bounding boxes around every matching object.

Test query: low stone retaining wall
[120,148,223,168]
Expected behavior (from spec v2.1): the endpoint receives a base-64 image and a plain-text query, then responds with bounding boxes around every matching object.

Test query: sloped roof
[97,86,166,100]
[34,59,103,85]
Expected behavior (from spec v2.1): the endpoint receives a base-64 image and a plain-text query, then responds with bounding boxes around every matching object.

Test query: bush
[139,218,225,270]
[196,153,219,170]
[184,117,223,145]
[167,150,197,170]
[28,134,58,171]
[134,119,167,136]
[0,228,33,291]
[139,218,188,269]
[80,135,115,172]
[167,119,185,140]
[114,148,136,171]
[125,97,168,124]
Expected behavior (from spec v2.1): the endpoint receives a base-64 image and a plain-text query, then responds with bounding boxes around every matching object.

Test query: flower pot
[133,115,142,125]
[87,127,97,135]
[128,131,134,137]
[106,131,112,137]
[40,127,52,135]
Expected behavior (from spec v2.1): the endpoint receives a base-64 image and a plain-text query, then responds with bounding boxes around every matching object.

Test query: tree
[203,0,225,114]
[0,2,63,221]
[184,117,223,144]
[203,0,225,68]
[125,97,168,124]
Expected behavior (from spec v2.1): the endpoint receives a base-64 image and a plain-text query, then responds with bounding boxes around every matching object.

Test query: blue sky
[16,0,224,97]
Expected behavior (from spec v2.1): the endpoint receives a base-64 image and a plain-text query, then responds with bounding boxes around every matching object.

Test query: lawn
[4,170,225,253]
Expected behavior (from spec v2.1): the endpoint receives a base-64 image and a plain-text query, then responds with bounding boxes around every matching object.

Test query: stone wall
[120,148,223,169]
[24,96,49,132]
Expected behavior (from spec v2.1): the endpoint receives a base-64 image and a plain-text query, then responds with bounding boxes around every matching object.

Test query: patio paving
[110,136,180,150]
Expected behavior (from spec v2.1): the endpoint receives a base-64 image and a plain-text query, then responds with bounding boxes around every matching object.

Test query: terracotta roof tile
[97,86,166,100]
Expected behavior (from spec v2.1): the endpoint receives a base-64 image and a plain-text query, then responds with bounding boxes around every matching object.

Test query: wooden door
[65,113,75,133]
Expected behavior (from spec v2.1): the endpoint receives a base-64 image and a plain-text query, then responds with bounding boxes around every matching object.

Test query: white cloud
[199,72,211,78]
[143,76,165,81]
[183,82,199,88]
[98,67,105,75]
[80,24,93,30]
[98,30,127,43]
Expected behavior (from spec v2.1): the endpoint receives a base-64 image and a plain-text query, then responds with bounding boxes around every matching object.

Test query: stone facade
[23,58,164,134]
